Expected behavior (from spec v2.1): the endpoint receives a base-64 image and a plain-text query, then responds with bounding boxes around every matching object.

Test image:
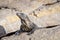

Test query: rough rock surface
[0,0,60,40]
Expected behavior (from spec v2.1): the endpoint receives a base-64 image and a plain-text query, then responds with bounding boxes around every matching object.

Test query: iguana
[16,13,59,35]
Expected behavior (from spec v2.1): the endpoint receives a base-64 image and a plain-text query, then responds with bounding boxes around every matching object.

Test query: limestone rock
[0,0,60,40]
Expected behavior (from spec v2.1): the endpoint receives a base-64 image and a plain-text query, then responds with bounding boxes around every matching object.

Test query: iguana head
[16,13,29,20]
[16,13,30,25]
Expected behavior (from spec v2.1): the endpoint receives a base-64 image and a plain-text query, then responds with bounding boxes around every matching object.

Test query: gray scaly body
[16,13,59,35]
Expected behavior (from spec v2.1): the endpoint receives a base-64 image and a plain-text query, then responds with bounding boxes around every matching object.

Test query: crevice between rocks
[44,0,60,6]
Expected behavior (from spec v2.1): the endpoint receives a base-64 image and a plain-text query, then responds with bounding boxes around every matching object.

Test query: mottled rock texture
[0,0,60,40]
